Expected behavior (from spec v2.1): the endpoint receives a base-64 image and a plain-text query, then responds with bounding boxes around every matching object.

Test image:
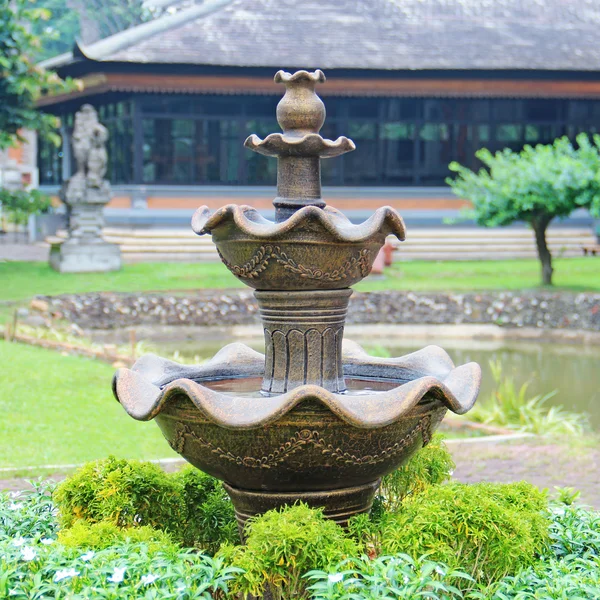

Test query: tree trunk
[531,216,553,286]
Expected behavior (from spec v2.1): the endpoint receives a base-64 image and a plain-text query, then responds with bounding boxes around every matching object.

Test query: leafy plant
[447,134,600,285]
[220,503,360,600]
[0,538,239,600]
[0,480,57,541]
[378,434,455,512]
[173,465,238,552]
[53,456,186,536]
[57,520,176,552]
[377,482,550,588]
[306,554,471,599]
[53,457,238,553]
[475,503,600,599]
[469,360,588,435]
[0,188,51,226]
[0,0,77,149]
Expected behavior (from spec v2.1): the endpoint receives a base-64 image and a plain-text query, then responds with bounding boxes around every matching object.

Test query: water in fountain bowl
[196,376,407,398]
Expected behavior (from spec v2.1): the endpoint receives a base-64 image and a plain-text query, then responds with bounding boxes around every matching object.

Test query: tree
[0,0,76,150]
[447,134,600,285]
[33,0,166,60]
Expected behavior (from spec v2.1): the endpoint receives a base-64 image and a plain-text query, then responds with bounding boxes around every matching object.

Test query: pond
[155,335,600,430]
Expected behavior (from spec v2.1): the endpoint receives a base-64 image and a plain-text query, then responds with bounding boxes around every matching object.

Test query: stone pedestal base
[224,479,380,538]
[49,240,122,273]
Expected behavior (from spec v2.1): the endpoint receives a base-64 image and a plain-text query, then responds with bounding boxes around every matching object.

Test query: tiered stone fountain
[113,70,481,532]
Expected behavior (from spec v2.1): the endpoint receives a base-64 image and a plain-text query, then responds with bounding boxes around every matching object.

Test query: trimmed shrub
[57,520,176,553]
[53,457,186,538]
[220,503,360,600]
[378,434,455,512]
[378,481,550,587]
[53,457,238,552]
[173,465,238,551]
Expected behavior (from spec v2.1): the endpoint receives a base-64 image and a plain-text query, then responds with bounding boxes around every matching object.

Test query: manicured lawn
[0,341,175,470]
[356,257,600,293]
[0,258,598,308]
[0,261,241,303]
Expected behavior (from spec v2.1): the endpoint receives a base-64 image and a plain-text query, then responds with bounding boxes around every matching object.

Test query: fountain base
[224,479,380,535]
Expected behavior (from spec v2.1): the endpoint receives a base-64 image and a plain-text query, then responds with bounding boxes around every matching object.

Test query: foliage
[306,554,471,599]
[220,503,360,600]
[0,481,57,541]
[3,483,600,600]
[476,503,600,599]
[173,466,238,552]
[0,539,238,599]
[377,482,550,588]
[33,0,166,60]
[53,456,186,534]
[53,458,237,553]
[0,188,51,225]
[0,0,76,149]
[469,360,589,435]
[57,520,176,552]
[0,482,239,599]
[378,434,455,512]
[447,134,600,285]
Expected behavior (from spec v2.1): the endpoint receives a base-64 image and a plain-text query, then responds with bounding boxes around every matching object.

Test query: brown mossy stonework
[37,290,600,332]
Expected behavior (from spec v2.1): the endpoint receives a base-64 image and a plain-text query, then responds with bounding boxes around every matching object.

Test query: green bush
[53,457,238,552]
[378,482,550,587]
[57,520,176,553]
[54,457,186,537]
[220,503,360,600]
[173,465,238,551]
[0,188,51,225]
[378,434,455,512]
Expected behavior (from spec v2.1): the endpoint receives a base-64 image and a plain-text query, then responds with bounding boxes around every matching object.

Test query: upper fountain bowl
[192,204,406,290]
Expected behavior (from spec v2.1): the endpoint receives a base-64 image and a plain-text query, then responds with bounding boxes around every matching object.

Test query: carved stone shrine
[49,104,121,273]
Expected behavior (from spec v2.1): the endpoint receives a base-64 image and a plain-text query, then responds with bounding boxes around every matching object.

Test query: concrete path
[0,243,49,262]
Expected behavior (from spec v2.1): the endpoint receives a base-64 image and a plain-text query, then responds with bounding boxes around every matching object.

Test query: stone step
[47,226,597,262]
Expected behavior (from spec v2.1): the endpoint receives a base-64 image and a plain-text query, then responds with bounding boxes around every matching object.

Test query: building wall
[0,130,38,191]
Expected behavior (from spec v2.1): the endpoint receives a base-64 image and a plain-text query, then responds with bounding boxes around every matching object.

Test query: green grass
[0,341,176,469]
[0,258,598,308]
[355,257,600,293]
[0,261,241,304]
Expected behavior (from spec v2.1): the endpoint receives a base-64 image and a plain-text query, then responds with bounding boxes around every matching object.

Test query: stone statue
[49,104,121,273]
[72,104,108,186]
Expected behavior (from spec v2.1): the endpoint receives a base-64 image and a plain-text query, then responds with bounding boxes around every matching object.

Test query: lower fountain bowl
[113,341,481,529]
[154,386,446,527]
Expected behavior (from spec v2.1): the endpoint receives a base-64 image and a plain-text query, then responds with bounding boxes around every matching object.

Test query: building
[35,0,599,253]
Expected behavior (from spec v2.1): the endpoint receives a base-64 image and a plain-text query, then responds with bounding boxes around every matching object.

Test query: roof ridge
[77,0,235,62]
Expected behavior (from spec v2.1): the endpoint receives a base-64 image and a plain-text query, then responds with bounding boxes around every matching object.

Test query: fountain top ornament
[191,69,406,291]
[113,69,481,531]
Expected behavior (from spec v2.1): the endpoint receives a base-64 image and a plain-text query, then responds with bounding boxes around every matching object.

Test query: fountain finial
[245,69,355,221]
[274,69,326,135]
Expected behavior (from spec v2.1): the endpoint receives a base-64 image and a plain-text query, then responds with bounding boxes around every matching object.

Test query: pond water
[157,337,600,430]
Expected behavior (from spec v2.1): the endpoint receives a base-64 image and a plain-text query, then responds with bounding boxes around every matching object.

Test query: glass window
[38,136,63,186]
[379,123,415,184]
[244,119,278,185]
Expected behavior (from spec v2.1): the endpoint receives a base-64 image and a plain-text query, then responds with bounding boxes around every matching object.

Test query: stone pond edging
[29,290,600,333]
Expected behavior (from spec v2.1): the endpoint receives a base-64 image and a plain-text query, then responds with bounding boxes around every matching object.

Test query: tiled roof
[57,0,600,71]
